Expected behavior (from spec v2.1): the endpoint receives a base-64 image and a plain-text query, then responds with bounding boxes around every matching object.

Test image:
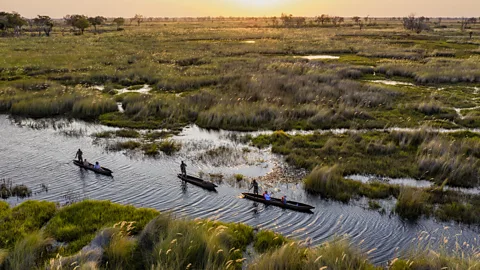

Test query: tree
[280,13,294,27]
[403,14,430,34]
[132,14,144,26]
[74,16,90,34]
[33,15,53,36]
[0,12,27,35]
[315,14,330,25]
[113,17,125,30]
[332,16,344,26]
[64,15,90,34]
[352,16,362,29]
[88,16,106,32]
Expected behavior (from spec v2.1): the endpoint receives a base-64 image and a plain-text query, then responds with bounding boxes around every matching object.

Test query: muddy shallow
[0,115,478,265]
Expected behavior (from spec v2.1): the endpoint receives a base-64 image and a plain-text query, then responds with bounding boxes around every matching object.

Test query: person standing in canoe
[75,149,83,162]
[180,161,187,176]
[249,179,259,195]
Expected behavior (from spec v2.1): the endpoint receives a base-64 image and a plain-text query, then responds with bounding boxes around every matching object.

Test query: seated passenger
[94,162,101,170]
[281,196,287,204]
[83,159,89,166]
[265,192,271,201]
[263,191,268,199]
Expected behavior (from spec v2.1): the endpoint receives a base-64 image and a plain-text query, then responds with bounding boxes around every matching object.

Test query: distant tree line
[0,11,134,37]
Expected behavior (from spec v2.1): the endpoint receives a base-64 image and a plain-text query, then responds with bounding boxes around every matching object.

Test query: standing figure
[250,179,259,195]
[75,149,83,162]
[180,161,187,176]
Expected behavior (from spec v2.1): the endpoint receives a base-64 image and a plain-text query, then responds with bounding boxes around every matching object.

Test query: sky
[2,0,480,18]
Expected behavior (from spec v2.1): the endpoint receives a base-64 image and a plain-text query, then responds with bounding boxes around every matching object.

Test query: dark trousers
[253,187,258,195]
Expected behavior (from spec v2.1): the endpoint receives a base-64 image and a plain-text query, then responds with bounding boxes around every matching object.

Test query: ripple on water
[0,115,479,265]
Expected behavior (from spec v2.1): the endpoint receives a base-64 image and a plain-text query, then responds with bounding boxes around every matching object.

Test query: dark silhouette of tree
[403,14,430,34]
[332,16,344,26]
[133,14,144,26]
[315,14,330,25]
[88,16,106,33]
[0,12,27,35]
[113,17,125,30]
[64,15,90,34]
[33,15,54,36]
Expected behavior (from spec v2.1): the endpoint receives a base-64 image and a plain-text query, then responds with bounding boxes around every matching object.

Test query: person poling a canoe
[75,149,83,162]
[180,161,187,176]
[249,179,259,195]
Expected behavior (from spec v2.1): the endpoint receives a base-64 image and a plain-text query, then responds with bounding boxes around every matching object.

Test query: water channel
[0,115,478,265]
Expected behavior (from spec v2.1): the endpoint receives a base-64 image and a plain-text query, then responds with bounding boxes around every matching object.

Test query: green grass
[158,140,182,155]
[0,200,56,249]
[2,20,480,131]
[253,230,287,253]
[395,188,431,220]
[0,199,477,269]
[44,200,158,254]
[3,231,53,270]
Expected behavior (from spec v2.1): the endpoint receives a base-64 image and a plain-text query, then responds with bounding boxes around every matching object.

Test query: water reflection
[0,115,479,265]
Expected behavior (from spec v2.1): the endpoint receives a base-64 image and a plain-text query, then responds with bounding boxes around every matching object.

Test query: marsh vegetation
[0,200,478,270]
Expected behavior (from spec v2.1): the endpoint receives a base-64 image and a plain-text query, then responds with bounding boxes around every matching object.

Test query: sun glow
[229,0,291,10]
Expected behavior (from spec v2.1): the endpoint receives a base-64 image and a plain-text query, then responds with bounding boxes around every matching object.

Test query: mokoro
[242,193,314,213]
[177,174,217,191]
[73,160,113,176]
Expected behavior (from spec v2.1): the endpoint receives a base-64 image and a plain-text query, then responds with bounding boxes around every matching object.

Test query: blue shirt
[265,194,271,200]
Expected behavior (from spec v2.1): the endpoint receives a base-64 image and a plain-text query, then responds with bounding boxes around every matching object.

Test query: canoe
[242,193,314,213]
[177,174,217,191]
[73,160,113,176]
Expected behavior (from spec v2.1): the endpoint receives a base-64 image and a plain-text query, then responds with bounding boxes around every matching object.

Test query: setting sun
[229,0,291,8]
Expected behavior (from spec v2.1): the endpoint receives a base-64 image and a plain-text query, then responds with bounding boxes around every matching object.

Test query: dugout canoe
[242,193,314,213]
[177,174,217,191]
[73,160,113,176]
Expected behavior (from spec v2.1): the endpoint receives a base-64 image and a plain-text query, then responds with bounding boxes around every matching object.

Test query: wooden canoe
[177,174,217,191]
[73,160,113,176]
[242,193,314,213]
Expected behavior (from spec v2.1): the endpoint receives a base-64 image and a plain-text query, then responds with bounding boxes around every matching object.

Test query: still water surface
[0,115,478,265]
